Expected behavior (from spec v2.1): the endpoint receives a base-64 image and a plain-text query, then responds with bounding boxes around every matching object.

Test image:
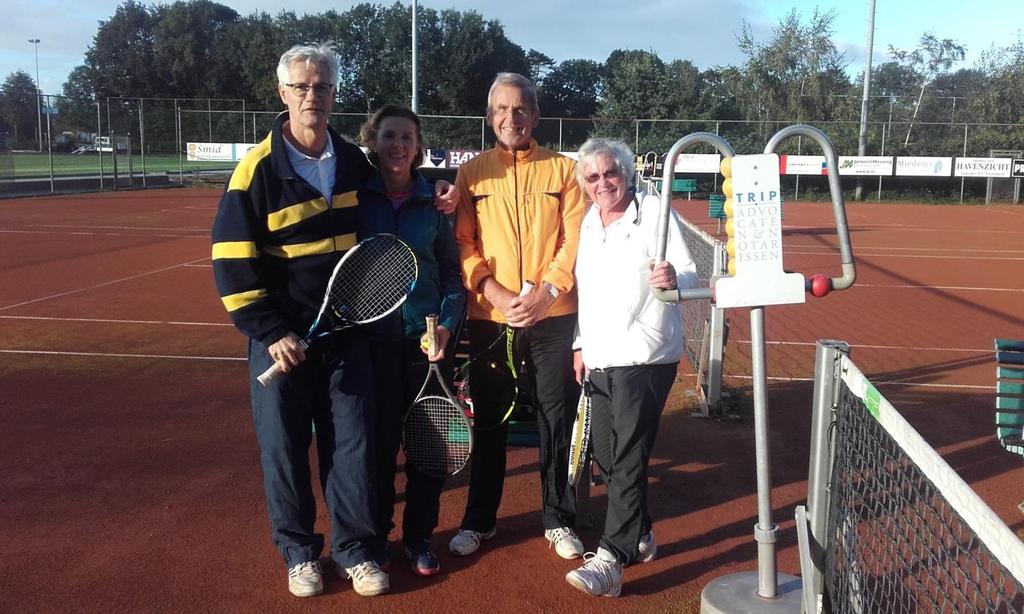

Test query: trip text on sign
[735,190,779,203]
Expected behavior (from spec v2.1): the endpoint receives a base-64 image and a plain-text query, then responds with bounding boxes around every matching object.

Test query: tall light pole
[411,0,418,113]
[28,38,42,152]
[855,0,876,201]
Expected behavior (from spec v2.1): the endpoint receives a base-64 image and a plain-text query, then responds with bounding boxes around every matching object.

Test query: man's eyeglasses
[284,82,335,98]
[583,169,621,184]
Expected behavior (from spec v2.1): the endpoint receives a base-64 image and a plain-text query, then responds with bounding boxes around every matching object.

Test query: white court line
[728,374,993,391]
[786,250,1024,261]
[851,283,1023,292]
[785,245,1024,255]
[731,340,993,353]
[0,257,209,312]
[0,315,231,327]
[784,224,1024,235]
[0,229,203,239]
[0,349,243,362]
[29,224,209,232]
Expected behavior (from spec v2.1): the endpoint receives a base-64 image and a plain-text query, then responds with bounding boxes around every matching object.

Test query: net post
[706,240,727,408]
[804,339,850,606]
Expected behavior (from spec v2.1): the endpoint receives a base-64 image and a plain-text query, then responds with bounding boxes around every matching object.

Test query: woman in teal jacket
[359,105,465,576]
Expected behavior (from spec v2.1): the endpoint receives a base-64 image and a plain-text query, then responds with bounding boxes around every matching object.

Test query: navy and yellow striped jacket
[211,113,372,344]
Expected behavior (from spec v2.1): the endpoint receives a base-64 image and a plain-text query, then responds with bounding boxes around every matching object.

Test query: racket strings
[329,238,416,322]
[405,396,471,476]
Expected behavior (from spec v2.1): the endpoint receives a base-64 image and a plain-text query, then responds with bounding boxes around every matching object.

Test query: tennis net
[823,355,1024,613]
[642,179,728,415]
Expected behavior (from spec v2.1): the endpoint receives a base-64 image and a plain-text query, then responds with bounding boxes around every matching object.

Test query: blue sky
[1,0,1021,95]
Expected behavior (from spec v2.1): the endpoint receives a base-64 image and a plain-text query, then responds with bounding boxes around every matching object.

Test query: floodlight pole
[411,0,419,113]
[29,38,42,152]
[855,0,876,201]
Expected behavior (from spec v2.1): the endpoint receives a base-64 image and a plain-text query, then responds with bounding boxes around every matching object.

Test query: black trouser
[370,336,449,552]
[461,314,580,532]
[589,362,676,564]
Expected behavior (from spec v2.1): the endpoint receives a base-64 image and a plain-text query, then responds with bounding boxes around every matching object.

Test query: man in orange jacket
[450,72,587,560]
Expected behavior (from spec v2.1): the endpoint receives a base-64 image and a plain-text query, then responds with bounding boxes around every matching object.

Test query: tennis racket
[402,314,472,477]
[567,372,592,486]
[458,281,533,430]
[257,233,418,385]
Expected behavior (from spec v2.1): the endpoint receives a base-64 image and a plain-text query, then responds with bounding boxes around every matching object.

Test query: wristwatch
[542,282,560,299]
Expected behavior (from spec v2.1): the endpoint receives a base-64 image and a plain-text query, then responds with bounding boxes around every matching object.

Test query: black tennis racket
[257,233,418,385]
[568,372,592,486]
[457,281,533,430]
[402,314,472,477]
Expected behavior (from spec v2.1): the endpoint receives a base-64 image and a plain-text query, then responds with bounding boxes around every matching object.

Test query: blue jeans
[248,333,377,569]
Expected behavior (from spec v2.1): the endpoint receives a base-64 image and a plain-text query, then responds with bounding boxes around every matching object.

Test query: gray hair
[486,72,540,118]
[575,138,636,190]
[276,44,339,88]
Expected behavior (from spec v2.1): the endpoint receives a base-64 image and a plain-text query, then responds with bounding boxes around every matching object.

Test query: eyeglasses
[583,169,621,184]
[283,82,335,98]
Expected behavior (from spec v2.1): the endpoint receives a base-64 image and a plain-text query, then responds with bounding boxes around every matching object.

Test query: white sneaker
[287,561,323,597]
[544,527,584,559]
[637,529,657,563]
[342,561,390,596]
[565,547,623,597]
[448,527,496,556]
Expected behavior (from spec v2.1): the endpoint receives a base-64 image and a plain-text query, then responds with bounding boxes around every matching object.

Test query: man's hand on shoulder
[434,179,460,214]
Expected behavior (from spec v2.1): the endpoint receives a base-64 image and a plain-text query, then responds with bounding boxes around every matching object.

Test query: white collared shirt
[573,192,698,369]
[282,133,336,203]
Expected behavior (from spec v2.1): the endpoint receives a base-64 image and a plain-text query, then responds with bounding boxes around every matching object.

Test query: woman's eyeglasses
[284,82,335,98]
[583,169,621,184]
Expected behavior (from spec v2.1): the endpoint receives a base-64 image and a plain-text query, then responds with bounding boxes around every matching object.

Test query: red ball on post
[810,274,831,298]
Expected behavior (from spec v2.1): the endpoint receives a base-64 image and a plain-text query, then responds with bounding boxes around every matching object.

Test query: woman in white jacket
[566,138,698,597]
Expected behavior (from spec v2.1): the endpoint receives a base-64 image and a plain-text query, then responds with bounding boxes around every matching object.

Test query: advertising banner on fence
[447,149,481,168]
[895,157,952,177]
[779,154,827,175]
[186,142,257,162]
[235,143,257,159]
[420,149,448,168]
[953,157,1012,178]
[837,156,893,176]
[673,153,721,174]
[186,142,235,162]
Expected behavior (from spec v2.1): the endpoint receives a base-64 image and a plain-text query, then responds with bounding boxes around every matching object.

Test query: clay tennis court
[1,187,1022,612]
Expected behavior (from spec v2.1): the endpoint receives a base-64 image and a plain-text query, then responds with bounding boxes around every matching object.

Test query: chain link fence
[2,91,1022,200]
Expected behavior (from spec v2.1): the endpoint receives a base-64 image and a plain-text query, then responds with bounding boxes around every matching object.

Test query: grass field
[6,152,236,178]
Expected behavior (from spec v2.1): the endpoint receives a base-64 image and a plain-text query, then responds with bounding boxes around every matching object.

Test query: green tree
[58,66,101,138]
[888,32,966,147]
[211,11,285,108]
[1,70,40,148]
[332,3,414,114]
[526,49,555,84]
[538,59,601,118]
[152,0,240,98]
[735,8,850,145]
[82,0,162,98]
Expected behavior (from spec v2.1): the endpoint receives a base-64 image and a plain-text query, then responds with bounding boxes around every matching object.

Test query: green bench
[995,339,1024,457]
[655,178,698,198]
[709,194,727,233]
[708,194,785,233]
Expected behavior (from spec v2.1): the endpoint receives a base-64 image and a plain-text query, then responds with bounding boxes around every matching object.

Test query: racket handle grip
[256,339,309,386]
[425,314,438,357]
[520,280,535,296]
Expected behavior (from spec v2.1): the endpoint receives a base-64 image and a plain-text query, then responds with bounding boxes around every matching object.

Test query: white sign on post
[715,154,805,309]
